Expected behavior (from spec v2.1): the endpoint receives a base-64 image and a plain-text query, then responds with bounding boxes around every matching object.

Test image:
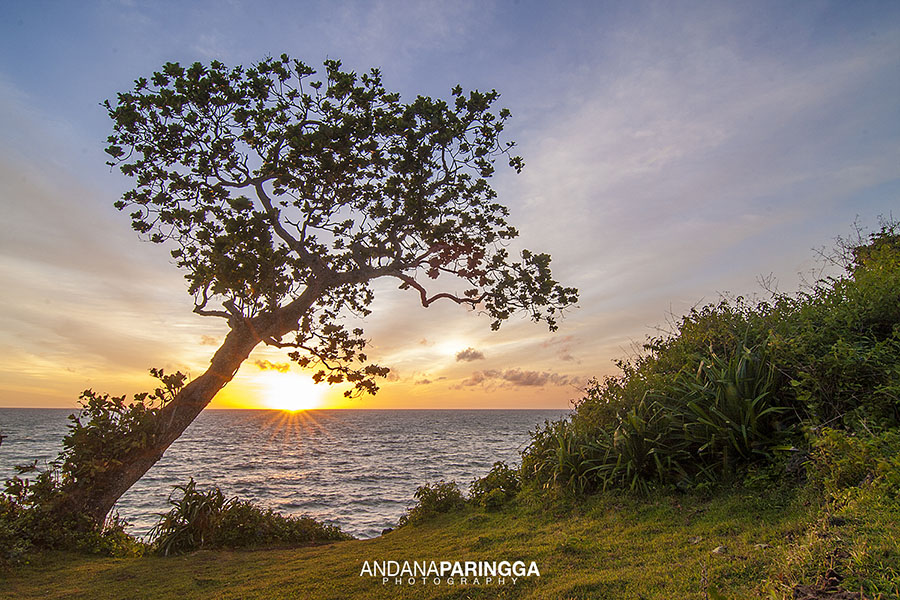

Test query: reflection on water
[0,408,568,539]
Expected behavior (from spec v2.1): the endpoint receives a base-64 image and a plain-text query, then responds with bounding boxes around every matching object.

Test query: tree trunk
[54,284,325,529]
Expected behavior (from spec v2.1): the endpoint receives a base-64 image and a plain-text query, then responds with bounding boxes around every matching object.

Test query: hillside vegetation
[520,222,900,497]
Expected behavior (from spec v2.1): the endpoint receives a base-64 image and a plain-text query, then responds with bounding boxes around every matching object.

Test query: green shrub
[524,342,795,495]
[150,480,227,555]
[469,462,520,509]
[150,479,351,556]
[584,393,690,493]
[0,495,32,565]
[0,463,144,565]
[770,223,900,427]
[521,418,603,494]
[480,488,509,511]
[673,342,791,467]
[215,498,348,548]
[0,369,183,563]
[807,428,900,500]
[399,481,466,525]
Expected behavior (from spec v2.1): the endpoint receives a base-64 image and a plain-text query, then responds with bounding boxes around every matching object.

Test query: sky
[0,0,898,410]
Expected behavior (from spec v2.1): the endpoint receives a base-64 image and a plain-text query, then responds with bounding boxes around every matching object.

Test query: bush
[521,417,601,495]
[807,428,900,500]
[520,221,900,497]
[150,479,351,556]
[398,481,466,526]
[0,369,183,563]
[469,462,520,509]
[0,494,33,565]
[770,224,900,427]
[583,392,690,494]
[0,463,144,565]
[523,342,795,495]
[672,341,790,467]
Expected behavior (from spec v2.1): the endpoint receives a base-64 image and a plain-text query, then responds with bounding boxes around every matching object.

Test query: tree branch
[193,285,231,318]
[393,273,488,308]
[252,180,331,276]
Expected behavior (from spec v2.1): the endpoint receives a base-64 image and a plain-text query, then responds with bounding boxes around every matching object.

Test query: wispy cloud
[458,369,582,389]
[326,0,489,74]
[253,360,291,373]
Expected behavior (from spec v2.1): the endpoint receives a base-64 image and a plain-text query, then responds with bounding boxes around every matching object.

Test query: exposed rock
[381,527,393,536]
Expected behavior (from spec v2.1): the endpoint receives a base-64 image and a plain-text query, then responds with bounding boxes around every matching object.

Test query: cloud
[541,335,579,363]
[455,347,485,362]
[415,378,432,385]
[191,32,229,60]
[253,360,290,373]
[510,7,900,269]
[459,369,581,389]
[200,335,219,346]
[327,0,490,76]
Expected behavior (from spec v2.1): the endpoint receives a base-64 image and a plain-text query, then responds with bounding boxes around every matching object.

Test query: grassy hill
[4,479,898,599]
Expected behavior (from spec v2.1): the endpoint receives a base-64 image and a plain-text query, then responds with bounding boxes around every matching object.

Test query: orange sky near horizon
[0,352,587,412]
[0,288,593,411]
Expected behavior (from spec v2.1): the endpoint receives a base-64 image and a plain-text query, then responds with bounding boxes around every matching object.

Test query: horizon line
[0,406,572,411]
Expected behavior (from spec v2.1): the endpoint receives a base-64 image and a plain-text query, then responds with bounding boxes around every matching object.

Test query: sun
[258,371,326,411]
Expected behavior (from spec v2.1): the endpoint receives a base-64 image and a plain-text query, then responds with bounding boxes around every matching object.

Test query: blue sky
[1,1,898,408]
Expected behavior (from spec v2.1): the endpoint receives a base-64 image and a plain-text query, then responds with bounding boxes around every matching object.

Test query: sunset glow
[257,372,327,412]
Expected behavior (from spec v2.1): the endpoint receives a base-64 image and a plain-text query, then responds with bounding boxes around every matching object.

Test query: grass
[4,484,896,599]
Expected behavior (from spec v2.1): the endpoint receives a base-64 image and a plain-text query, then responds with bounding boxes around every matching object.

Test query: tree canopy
[105,54,577,396]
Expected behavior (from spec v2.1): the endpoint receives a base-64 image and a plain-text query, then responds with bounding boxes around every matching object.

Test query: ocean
[0,408,568,539]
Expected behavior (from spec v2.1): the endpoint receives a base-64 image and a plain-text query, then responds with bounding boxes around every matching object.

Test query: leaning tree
[59,55,577,526]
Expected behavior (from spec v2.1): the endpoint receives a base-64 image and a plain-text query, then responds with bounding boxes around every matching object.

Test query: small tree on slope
[53,55,577,528]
